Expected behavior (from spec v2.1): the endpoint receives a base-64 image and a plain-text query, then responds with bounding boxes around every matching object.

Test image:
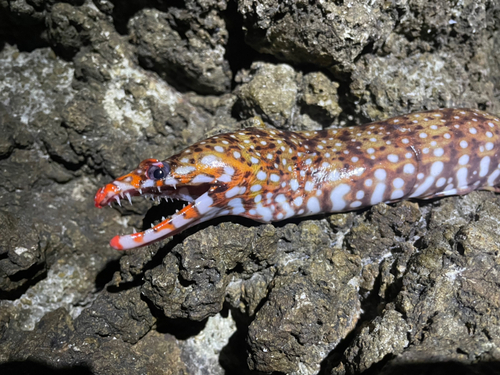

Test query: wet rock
[300,72,341,125]
[129,7,231,94]
[235,62,298,128]
[247,248,361,374]
[141,223,279,321]
[0,211,49,298]
[74,286,155,344]
[238,0,395,70]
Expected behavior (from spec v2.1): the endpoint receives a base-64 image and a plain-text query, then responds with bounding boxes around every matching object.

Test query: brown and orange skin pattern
[95,108,500,250]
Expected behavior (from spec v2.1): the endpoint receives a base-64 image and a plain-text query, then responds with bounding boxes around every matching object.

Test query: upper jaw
[94,180,211,208]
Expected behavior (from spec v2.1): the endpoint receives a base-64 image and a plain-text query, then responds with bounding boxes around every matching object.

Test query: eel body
[95,108,500,250]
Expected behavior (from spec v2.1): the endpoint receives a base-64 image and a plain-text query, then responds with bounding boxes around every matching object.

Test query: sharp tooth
[120,192,124,199]
[156,196,161,202]
[125,192,132,205]
[157,186,161,193]
[139,189,143,195]
[175,209,179,213]
[151,223,154,228]
[133,228,137,233]
[114,196,121,206]
[161,216,166,221]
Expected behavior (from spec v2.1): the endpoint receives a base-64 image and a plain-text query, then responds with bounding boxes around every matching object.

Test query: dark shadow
[0,361,92,375]
[93,258,121,291]
[0,264,47,301]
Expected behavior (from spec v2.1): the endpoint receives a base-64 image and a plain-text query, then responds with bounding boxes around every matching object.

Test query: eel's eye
[148,164,170,180]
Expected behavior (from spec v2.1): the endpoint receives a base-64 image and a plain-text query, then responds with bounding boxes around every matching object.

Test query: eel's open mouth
[95,182,215,250]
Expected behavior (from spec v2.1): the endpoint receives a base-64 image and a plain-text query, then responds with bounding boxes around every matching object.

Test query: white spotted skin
[96,108,500,250]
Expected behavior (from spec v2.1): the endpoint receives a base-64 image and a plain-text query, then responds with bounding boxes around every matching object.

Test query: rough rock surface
[1,0,500,374]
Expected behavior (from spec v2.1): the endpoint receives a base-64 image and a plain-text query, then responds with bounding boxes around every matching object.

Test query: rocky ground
[1,0,500,374]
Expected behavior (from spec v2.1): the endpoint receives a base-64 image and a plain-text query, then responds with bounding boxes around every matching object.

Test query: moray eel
[95,108,500,250]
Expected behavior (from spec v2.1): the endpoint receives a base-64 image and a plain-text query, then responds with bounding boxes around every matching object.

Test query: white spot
[479,156,491,177]
[486,142,494,151]
[254,194,262,203]
[430,141,437,146]
[175,166,196,175]
[393,178,404,189]
[402,138,409,144]
[305,159,312,165]
[367,148,375,154]
[458,155,469,165]
[267,154,273,159]
[306,197,321,214]
[390,190,404,200]
[232,151,240,159]
[191,174,214,183]
[351,157,359,162]
[410,176,435,198]
[257,171,267,180]
[251,157,259,164]
[214,146,224,152]
[422,148,429,154]
[488,122,495,128]
[430,125,438,130]
[365,179,373,187]
[283,159,288,165]
[218,174,232,183]
[201,155,218,165]
[225,186,240,198]
[224,166,235,176]
[305,181,314,191]
[270,174,280,182]
[256,203,272,221]
[374,169,387,180]
[469,128,477,134]
[260,141,267,145]
[444,133,451,139]
[294,197,303,206]
[405,152,412,159]
[419,133,428,138]
[431,161,444,176]
[276,213,284,220]
[436,177,446,187]
[350,201,362,208]
[457,167,468,187]
[290,179,299,191]
[417,173,424,180]
[275,194,286,203]
[460,140,468,148]
[370,183,386,205]
[370,138,377,142]
[433,148,444,157]
[487,169,500,185]
[196,194,214,214]
[330,184,351,211]
[356,190,365,199]
[251,184,262,192]
[387,154,399,163]
[486,131,493,138]
[180,158,189,163]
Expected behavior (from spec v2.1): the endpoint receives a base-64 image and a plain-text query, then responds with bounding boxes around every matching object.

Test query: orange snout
[94,183,120,208]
